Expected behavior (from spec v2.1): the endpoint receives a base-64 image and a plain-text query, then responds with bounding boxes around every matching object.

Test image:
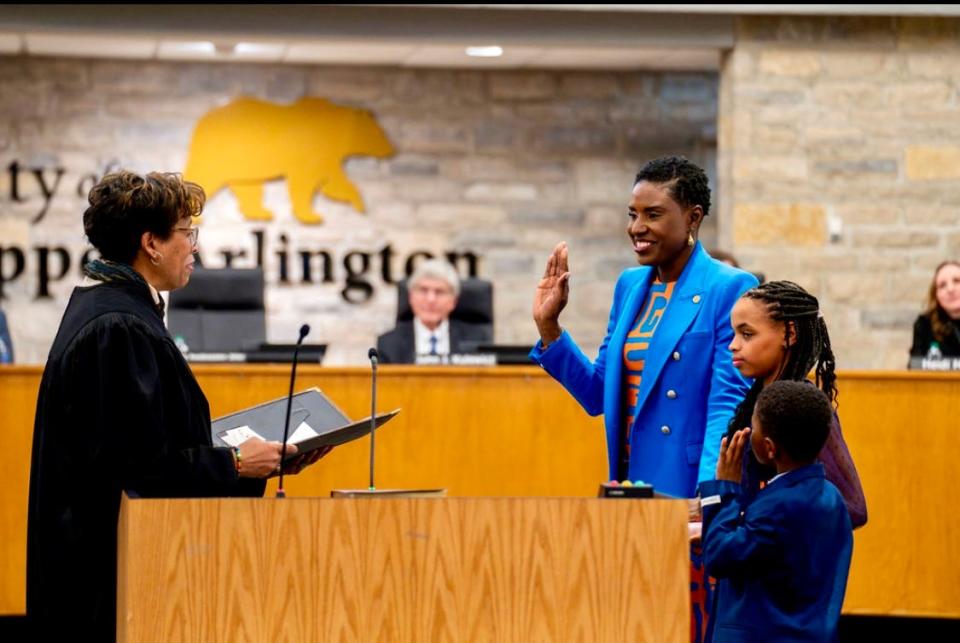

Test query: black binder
[211,387,399,461]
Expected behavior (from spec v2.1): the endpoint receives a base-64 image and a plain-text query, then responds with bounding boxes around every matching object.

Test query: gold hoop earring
[687,232,695,247]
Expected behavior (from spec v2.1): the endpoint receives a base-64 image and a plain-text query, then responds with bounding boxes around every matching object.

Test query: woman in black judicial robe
[26,172,325,642]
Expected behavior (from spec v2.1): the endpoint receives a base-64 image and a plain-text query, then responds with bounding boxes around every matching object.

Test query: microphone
[276,323,310,498]
[367,347,379,490]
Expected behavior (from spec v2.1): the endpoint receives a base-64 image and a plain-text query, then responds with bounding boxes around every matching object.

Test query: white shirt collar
[414,317,450,355]
[767,471,788,486]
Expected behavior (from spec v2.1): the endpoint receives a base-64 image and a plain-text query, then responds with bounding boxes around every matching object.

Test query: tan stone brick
[754,103,808,126]
[308,68,385,102]
[794,250,859,272]
[905,147,960,180]
[887,273,939,304]
[584,206,624,230]
[947,232,960,255]
[902,205,960,225]
[905,52,960,79]
[804,125,864,145]
[559,73,620,99]
[820,51,893,78]
[489,72,556,100]
[886,82,952,110]
[414,203,507,226]
[813,82,885,109]
[464,182,537,202]
[834,204,899,225]
[574,160,637,204]
[727,48,756,81]
[758,50,821,77]
[825,272,886,304]
[733,156,808,182]
[896,110,960,140]
[910,251,954,275]
[752,123,800,151]
[397,121,472,154]
[851,230,940,248]
[734,203,826,247]
[858,251,915,271]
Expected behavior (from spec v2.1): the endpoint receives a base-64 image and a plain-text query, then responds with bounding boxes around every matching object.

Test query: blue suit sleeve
[529,274,626,417]
[697,271,758,485]
[699,479,784,579]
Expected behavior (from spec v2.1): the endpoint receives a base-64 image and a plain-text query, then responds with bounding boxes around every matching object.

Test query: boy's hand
[716,428,751,483]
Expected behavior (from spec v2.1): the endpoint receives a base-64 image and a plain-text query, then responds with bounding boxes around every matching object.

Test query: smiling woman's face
[626,180,699,282]
[934,262,960,319]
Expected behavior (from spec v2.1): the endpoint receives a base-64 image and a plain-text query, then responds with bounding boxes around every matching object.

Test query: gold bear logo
[184,97,394,224]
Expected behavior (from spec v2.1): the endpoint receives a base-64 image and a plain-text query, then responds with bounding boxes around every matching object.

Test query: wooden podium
[117,495,690,642]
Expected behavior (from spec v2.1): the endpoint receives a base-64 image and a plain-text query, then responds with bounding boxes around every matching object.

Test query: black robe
[909,313,960,358]
[26,280,265,642]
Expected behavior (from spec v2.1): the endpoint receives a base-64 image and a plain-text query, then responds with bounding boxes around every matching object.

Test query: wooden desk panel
[118,496,690,643]
[830,372,960,617]
[3,365,960,618]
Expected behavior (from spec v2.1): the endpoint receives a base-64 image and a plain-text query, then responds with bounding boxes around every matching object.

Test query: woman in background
[910,260,960,361]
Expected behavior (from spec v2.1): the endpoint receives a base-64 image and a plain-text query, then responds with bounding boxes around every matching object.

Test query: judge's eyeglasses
[174,226,199,246]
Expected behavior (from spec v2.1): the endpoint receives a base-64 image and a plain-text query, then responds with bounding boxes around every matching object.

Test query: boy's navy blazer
[700,464,854,643]
[530,243,757,496]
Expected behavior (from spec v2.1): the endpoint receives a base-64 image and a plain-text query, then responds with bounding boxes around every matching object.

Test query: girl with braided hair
[726,280,867,528]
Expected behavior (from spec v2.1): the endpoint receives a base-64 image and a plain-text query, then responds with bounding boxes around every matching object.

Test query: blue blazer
[530,243,757,496]
[700,464,853,643]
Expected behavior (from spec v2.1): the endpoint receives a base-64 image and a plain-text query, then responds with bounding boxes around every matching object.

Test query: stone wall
[719,16,960,369]
[0,57,718,364]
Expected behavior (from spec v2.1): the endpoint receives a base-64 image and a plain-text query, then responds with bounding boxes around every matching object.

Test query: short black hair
[755,380,832,464]
[634,156,711,217]
[83,171,205,264]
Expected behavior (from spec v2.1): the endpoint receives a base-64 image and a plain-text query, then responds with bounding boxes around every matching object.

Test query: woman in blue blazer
[531,157,758,498]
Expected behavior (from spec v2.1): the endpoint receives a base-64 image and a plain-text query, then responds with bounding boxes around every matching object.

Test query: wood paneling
[4,365,960,618]
[833,373,960,617]
[0,367,40,614]
[118,496,690,643]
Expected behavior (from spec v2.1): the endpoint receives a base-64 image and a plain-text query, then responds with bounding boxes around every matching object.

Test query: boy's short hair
[755,381,832,463]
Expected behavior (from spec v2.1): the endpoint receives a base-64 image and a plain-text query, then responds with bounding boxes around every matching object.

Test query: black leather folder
[211,387,399,460]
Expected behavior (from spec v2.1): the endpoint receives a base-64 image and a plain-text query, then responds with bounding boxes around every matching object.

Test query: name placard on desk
[183,344,326,364]
[908,356,960,371]
[415,353,497,366]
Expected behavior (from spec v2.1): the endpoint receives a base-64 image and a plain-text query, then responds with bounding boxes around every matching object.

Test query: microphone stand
[368,348,378,491]
[277,324,310,498]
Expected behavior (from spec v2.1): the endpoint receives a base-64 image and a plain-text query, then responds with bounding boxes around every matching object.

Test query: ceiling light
[160,41,215,56]
[465,45,503,58]
[233,42,283,56]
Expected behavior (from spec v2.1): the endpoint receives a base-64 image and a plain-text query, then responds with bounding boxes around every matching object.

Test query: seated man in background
[377,258,487,364]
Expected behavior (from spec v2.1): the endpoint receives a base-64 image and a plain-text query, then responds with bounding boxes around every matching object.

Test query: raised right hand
[236,438,298,478]
[715,428,750,484]
[533,242,570,345]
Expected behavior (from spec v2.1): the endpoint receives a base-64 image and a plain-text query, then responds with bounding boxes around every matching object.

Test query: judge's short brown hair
[83,171,205,264]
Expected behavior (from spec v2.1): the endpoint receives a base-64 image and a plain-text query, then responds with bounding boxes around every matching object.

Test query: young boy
[700,380,854,643]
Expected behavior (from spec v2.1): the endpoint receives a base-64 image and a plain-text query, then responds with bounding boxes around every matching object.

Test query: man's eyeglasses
[174,226,199,246]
